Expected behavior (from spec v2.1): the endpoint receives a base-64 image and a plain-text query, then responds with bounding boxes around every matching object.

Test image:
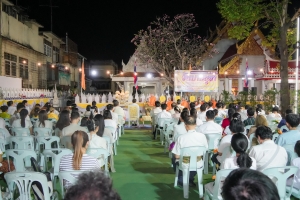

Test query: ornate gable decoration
[237,32,263,55]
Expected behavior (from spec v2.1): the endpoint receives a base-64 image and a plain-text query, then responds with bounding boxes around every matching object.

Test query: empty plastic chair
[283,144,298,166]
[174,146,207,199]
[204,133,222,174]
[86,148,109,172]
[102,136,112,156]
[6,149,37,172]
[36,136,60,152]
[263,166,298,200]
[5,171,51,200]
[9,136,35,150]
[34,127,52,136]
[60,135,73,150]
[204,169,233,200]
[11,127,31,136]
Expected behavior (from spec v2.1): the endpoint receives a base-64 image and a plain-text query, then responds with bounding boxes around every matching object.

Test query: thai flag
[134,65,138,89]
[244,59,249,87]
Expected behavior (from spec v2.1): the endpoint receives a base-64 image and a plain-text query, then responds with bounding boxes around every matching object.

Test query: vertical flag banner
[81,58,86,90]
[244,59,248,87]
[134,64,138,89]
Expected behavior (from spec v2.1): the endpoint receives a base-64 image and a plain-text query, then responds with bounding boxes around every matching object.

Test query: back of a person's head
[228,103,235,109]
[255,125,273,140]
[80,117,89,127]
[106,104,113,111]
[161,103,167,110]
[286,113,300,127]
[17,103,25,111]
[171,102,177,108]
[66,100,72,107]
[222,168,279,200]
[86,119,95,132]
[200,104,206,112]
[86,105,91,111]
[231,112,242,121]
[92,101,96,106]
[71,131,89,170]
[132,99,137,103]
[56,110,70,130]
[216,102,222,109]
[245,105,250,110]
[64,170,121,200]
[72,107,79,113]
[272,106,279,112]
[177,99,181,105]
[206,110,215,120]
[229,117,244,133]
[190,108,197,118]
[208,102,213,107]
[1,105,8,112]
[7,101,13,107]
[213,109,218,116]
[247,108,254,117]
[174,106,181,113]
[231,133,252,168]
[227,108,235,119]
[180,111,189,121]
[113,100,119,107]
[155,101,161,107]
[94,114,105,137]
[285,109,293,115]
[190,102,195,109]
[184,115,196,126]
[71,112,80,121]
[103,110,112,119]
[257,104,263,109]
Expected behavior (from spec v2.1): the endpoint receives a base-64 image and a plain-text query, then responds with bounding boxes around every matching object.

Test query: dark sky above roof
[12,0,300,69]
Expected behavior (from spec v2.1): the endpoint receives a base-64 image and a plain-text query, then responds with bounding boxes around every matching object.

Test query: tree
[131,14,217,86]
[217,0,300,114]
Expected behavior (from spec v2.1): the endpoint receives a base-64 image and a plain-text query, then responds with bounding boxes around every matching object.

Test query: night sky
[12,0,300,68]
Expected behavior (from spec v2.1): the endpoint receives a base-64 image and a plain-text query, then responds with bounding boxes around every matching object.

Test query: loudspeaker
[243,87,248,92]
[251,87,257,95]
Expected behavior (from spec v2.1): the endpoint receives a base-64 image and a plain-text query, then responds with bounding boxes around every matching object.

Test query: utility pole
[40,0,58,32]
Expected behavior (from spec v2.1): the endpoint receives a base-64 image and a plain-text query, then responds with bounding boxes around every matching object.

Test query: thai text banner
[174,70,218,92]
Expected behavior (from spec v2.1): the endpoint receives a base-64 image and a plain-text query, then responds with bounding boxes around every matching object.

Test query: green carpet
[111,129,214,200]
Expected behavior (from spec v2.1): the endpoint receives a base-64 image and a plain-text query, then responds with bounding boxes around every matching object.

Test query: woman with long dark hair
[173,111,189,141]
[11,108,33,134]
[34,110,53,129]
[221,108,235,134]
[59,130,101,188]
[223,133,256,169]
[55,110,70,137]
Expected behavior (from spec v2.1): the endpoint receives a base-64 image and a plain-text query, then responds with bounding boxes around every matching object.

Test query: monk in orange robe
[149,94,156,106]
[181,98,189,108]
[166,98,173,111]
[211,98,217,109]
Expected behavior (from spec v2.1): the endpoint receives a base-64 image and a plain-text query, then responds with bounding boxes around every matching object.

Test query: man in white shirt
[197,110,222,134]
[22,100,31,113]
[172,115,208,187]
[168,102,177,115]
[249,126,287,171]
[197,104,207,122]
[157,103,172,127]
[176,99,184,110]
[257,104,266,116]
[62,112,87,137]
[150,101,162,137]
[113,100,125,125]
[216,102,226,118]
[130,99,140,126]
[7,101,16,116]
[107,104,118,125]
[10,103,30,125]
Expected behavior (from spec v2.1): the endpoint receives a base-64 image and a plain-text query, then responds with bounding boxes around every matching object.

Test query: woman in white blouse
[223,133,256,170]
[103,110,117,136]
[12,108,33,134]
[34,110,53,129]
[173,111,189,142]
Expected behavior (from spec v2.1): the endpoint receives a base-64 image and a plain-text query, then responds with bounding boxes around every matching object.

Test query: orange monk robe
[212,100,217,109]
[149,95,156,106]
[166,100,173,111]
[181,99,189,109]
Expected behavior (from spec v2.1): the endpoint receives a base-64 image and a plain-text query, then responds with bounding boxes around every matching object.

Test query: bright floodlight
[92,70,97,75]
[198,74,203,78]
[247,70,252,75]
[147,73,152,78]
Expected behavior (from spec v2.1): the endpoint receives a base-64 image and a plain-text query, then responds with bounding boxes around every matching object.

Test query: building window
[4,52,17,76]
[53,46,59,62]
[19,57,29,79]
[44,39,52,57]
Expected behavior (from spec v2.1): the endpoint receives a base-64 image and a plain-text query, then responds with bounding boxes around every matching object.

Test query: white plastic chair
[244,125,252,135]
[286,185,300,199]
[36,136,60,152]
[42,148,72,181]
[164,121,174,155]
[128,104,140,127]
[86,148,109,172]
[31,118,38,125]
[204,133,222,174]
[58,171,86,198]
[283,144,298,166]
[160,118,173,145]
[5,172,51,200]
[174,146,207,199]
[118,115,124,135]
[60,135,73,150]
[9,136,35,150]
[263,166,298,200]
[106,126,117,155]
[204,169,233,200]
[102,136,112,156]
[0,128,10,146]
[6,149,37,172]
[11,127,31,136]
[34,127,52,136]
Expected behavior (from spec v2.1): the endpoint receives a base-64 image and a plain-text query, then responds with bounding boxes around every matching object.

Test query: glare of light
[175,73,178,76]
[147,73,152,78]
[22,60,26,64]
[247,70,252,75]
[37,62,41,66]
[120,71,123,75]
[198,74,203,78]
[79,68,82,72]
[92,70,97,75]
[225,71,228,75]
[161,73,164,76]
[260,68,263,72]
[134,72,137,76]
[187,73,190,76]
[213,73,215,75]
[65,66,68,70]
[51,65,55,68]
[107,71,110,74]
[236,70,239,74]
[248,78,252,80]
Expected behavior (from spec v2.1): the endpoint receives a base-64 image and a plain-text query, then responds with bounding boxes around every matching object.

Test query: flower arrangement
[40,94,45,98]
[277,128,283,134]
[272,120,279,124]
[212,175,216,180]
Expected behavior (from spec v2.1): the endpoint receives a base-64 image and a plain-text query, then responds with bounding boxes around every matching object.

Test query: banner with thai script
[174,70,218,92]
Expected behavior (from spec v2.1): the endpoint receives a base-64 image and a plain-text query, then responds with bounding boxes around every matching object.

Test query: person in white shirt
[173,111,189,142]
[0,117,11,141]
[83,105,92,118]
[197,110,222,134]
[7,101,16,116]
[150,101,162,136]
[172,115,208,187]
[12,108,33,134]
[223,133,256,170]
[249,126,287,171]
[103,110,117,137]
[216,102,226,118]
[168,102,177,115]
[237,106,247,122]
[34,110,53,129]
[10,103,30,125]
[22,100,31,113]
[287,141,300,189]
[107,104,118,125]
[172,106,181,121]
[257,104,266,116]
[211,115,245,169]
[176,99,184,110]
[197,104,207,122]
[190,108,203,126]
[155,103,172,139]
[112,100,125,125]
[61,112,87,137]
[207,102,213,111]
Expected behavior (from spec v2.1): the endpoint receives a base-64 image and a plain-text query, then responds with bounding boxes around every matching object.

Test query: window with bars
[4,52,17,76]
[53,46,60,62]
[19,57,29,79]
[44,39,52,57]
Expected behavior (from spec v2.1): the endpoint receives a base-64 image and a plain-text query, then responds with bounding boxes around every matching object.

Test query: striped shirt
[243,117,255,126]
[59,153,101,188]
